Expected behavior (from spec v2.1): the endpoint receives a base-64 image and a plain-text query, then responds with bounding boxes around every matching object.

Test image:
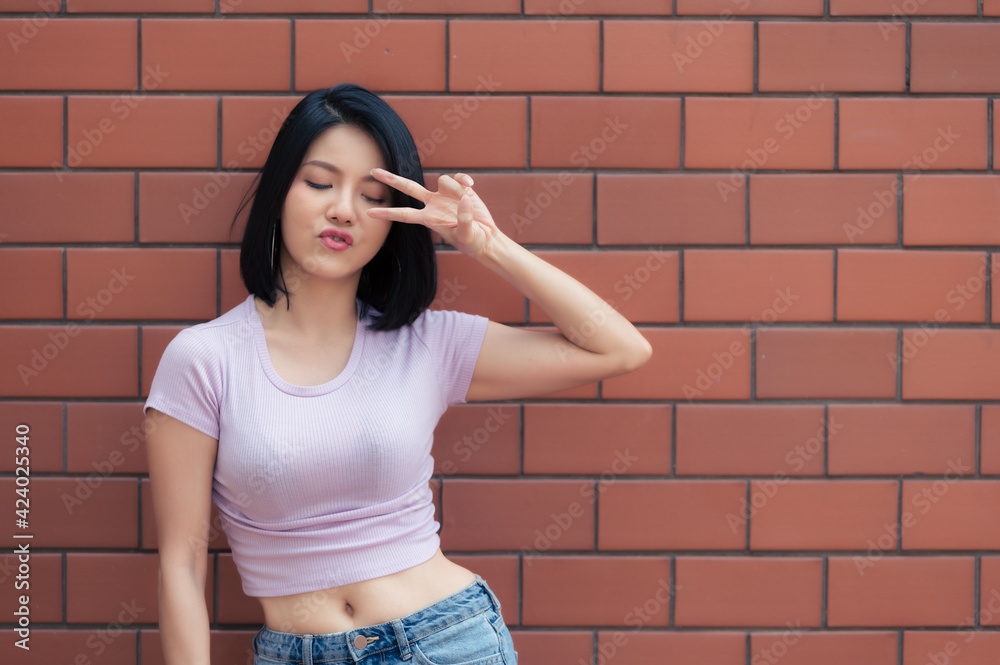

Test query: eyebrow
[302,159,380,182]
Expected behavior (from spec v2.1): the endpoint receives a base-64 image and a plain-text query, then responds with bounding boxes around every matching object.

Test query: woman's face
[278,123,393,286]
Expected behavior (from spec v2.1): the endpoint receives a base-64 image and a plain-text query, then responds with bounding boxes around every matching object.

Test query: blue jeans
[252,574,518,664]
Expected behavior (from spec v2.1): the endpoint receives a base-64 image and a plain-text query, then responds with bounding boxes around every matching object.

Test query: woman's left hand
[366,168,502,261]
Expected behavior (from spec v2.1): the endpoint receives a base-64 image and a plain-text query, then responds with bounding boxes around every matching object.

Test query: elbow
[620,337,653,373]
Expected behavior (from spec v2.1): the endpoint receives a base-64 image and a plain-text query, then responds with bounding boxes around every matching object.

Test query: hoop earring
[270,220,277,273]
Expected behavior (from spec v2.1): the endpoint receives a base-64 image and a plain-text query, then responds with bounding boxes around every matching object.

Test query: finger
[458,193,474,225]
[454,172,474,187]
[436,174,465,199]
[366,206,421,224]
[371,168,430,204]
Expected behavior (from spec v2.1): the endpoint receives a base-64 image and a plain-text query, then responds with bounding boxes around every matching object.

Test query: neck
[256,264,362,344]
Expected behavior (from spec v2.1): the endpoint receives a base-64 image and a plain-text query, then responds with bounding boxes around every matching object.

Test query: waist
[257,549,478,633]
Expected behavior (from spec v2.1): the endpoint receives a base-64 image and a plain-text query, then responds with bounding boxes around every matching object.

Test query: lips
[319,229,353,245]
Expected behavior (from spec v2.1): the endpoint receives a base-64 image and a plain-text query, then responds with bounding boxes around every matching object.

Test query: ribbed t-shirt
[142,293,489,597]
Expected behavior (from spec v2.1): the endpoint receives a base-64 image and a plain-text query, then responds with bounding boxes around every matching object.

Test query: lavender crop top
[142,293,489,597]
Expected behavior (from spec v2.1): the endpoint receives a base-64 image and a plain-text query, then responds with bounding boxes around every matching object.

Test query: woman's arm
[144,408,217,665]
[369,169,653,401]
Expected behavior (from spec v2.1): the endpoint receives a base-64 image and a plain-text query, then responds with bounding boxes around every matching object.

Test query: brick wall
[3,1,1000,664]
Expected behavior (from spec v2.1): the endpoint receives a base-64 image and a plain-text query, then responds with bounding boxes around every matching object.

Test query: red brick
[0,325,138,398]
[597,174,745,245]
[529,250,678,323]
[685,249,833,322]
[465,173,593,245]
[376,0,519,11]
[0,248,62,319]
[903,175,1000,246]
[66,553,159,623]
[143,19,290,91]
[677,0,823,14]
[902,480,1000,550]
[751,631,898,665]
[603,328,751,401]
[451,20,598,92]
[828,556,974,627]
[296,20,445,92]
[685,97,835,170]
[441,479,594,552]
[67,402,147,474]
[901,330,1000,400]
[67,248,216,321]
[759,22,905,92]
[675,557,822,627]
[751,174,899,245]
[0,0,58,8]
[980,406,1000,474]
[220,95,301,169]
[217,553,265,624]
[0,172,134,243]
[0,18,136,90]
[68,0,214,10]
[220,248,248,314]
[139,171,255,244]
[596,632,745,665]
[507,631,592,665]
[0,96,62,167]
[0,630,136,664]
[0,553,61,623]
[599,481,746,550]
[839,98,985,170]
[387,95,528,169]
[980,557,1000,625]
[527,0,672,12]
[912,23,1000,93]
[837,250,987,322]
[434,250,524,323]
[432,404,520,476]
[67,95,216,168]
[0,402,63,472]
[522,556,670,626]
[0,478,137,548]
[531,96,680,169]
[757,328,897,399]
[222,0,366,11]
[903,632,1000,665]
[605,20,753,93]
[750,480,898,550]
[829,405,975,476]
[833,0,977,13]
[988,0,1000,15]
[676,404,826,476]
[524,404,671,475]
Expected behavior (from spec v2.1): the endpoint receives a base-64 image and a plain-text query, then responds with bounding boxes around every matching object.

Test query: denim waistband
[252,574,502,663]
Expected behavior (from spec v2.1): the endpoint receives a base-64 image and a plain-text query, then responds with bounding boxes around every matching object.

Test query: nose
[327,185,356,224]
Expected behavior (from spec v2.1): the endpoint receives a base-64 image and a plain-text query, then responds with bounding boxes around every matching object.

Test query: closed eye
[364,195,386,205]
[305,180,330,190]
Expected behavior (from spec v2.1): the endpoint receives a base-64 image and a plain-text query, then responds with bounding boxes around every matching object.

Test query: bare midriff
[255,549,478,634]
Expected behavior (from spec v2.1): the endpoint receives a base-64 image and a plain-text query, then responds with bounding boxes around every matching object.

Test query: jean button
[353,634,368,649]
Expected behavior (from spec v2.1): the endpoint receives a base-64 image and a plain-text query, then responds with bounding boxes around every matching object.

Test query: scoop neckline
[246,294,367,397]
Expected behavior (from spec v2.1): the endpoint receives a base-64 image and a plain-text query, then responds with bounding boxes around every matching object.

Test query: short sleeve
[412,308,490,409]
[143,328,222,440]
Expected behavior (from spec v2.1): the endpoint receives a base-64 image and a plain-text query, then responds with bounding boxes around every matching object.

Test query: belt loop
[302,635,314,665]
[391,618,411,660]
[476,576,503,614]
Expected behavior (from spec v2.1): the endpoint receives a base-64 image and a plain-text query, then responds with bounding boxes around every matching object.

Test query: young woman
[143,83,652,665]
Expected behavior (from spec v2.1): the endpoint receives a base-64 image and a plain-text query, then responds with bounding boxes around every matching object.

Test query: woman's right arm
[145,407,219,665]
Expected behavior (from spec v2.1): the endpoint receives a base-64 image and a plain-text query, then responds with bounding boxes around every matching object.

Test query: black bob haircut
[229,83,437,332]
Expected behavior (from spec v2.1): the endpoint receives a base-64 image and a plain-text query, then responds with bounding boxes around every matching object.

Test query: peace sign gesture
[366,168,502,261]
